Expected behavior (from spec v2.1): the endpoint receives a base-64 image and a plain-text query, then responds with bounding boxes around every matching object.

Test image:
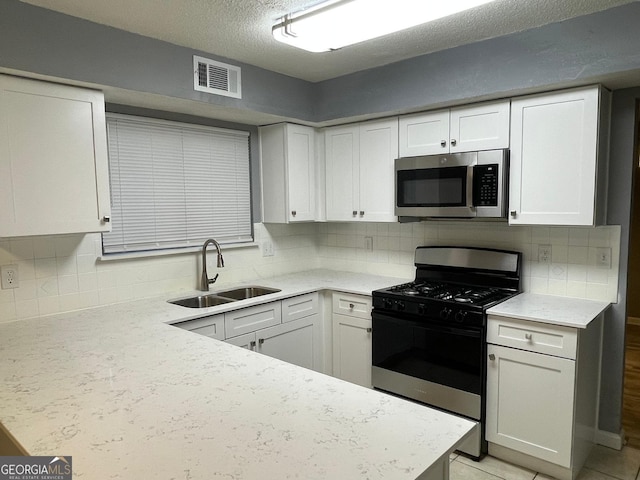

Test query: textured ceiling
[20,0,638,82]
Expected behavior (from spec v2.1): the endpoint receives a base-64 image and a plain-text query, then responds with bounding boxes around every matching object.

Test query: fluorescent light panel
[273,0,497,52]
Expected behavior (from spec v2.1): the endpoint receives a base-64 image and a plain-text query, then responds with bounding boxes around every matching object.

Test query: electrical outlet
[595,247,612,268]
[1,264,19,289]
[364,236,373,251]
[538,245,552,264]
[262,241,274,257]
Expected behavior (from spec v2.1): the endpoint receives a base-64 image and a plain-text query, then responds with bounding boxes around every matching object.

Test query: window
[103,114,252,255]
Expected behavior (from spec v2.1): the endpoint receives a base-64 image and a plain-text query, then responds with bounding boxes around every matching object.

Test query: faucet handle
[208,273,219,285]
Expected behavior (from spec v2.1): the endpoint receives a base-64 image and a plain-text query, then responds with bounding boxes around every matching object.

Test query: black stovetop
[371,246,522,327]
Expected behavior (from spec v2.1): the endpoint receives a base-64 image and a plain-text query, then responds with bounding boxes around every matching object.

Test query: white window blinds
[103,114,252,254]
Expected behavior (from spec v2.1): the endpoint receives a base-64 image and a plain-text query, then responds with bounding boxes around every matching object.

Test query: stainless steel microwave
[394,149,508,219]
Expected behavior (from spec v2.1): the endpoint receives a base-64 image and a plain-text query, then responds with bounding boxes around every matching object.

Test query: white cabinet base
[489,443,581,480]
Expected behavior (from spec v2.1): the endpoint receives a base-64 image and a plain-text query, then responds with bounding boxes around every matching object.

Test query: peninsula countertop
[0,269,476,479]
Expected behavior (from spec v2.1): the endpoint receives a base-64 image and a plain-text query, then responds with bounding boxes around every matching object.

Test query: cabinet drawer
[487,315,577,359]
[332,292,371,319]
[225,302,282,339]
[174,315,225,340]
[282,292,319,323]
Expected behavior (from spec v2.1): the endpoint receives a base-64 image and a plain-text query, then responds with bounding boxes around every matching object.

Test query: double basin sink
[169,286,281,308]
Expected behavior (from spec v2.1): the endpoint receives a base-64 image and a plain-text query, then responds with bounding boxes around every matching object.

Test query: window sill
[98,242,259,262]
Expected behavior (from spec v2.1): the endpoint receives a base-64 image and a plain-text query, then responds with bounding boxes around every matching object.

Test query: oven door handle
[414,322,482,338]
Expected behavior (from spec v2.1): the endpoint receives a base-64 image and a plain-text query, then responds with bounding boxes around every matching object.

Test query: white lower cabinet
[255,318,315,369]
[486,314,603,480]
[332,292,372,388]
[224,292,321,372]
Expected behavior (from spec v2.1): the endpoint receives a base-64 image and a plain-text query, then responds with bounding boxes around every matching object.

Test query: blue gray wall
[2,0,640,436]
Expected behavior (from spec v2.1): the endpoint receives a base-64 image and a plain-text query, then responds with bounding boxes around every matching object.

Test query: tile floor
[449,445,640,480]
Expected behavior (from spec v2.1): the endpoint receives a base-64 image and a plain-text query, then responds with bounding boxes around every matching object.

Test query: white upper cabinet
[508,86,610,226]
[260,123,316,223]
[0,74,111,236]
[325,117,398,222]
[399,100,510,157]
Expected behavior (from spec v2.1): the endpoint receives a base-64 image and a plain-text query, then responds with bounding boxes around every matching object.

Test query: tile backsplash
[0,221,620,322]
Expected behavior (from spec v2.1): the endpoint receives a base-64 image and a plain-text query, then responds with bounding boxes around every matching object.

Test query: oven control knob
[455,311,468,323]
[439,308,452,320]
[395,300,406,311]
[383,298,393,309]
[418,304,426,315]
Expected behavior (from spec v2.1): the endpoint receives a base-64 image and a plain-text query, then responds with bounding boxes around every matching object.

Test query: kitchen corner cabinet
[0,74,111,236]
[508,85,610,226]
[225,293,322,372]
[260,123,316,223]
[325,118,398,222]
[486,314,603,480]
[332,292,373,388]
[398,100,510,157]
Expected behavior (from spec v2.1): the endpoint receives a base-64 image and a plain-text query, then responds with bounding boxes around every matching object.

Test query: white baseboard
[596,428,625,450]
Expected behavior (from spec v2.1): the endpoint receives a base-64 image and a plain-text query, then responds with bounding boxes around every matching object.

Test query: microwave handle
[466,165,475,208]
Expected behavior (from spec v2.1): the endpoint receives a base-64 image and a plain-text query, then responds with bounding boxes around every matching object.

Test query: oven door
[371,310,484,420]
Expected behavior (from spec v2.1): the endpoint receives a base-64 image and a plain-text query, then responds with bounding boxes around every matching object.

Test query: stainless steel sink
[214,286,281,300]
[169,294,236,308]
[168,286,281,308]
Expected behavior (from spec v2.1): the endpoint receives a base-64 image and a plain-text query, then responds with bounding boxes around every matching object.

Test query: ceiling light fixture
[272,0,497,53]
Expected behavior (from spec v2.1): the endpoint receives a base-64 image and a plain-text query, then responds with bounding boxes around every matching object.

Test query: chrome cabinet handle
[510,210,517,217]
[359,211,364,216]
[258,338,265,345]
[352,210,357,216]
[366,327,372,333]
[249,340,256,350]
[349,303,354,309]
[102,215,111,223]
[440,140,446,147]
[525,333,532,340]
[451,139,457,146]
[489,354,496,361]
[291,210,296,217]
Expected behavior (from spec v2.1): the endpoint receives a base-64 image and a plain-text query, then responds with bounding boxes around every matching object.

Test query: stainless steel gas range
[371,246,522,459]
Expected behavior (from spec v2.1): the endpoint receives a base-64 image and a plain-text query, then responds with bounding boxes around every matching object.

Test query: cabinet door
[486,344,575,467]
[260,123,316,224]
[325,125,359,221]
[509,87,600,225]
[398,110,449,156]
[359,118,398,222]
[0,74,111,236]
[332,313,372,388]
[286,124,316,222]
[258,316,316,370]
[449,100,510,153]
[225,332,257,350]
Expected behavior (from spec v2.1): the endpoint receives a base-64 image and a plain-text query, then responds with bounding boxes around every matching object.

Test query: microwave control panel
[473,164,499,206]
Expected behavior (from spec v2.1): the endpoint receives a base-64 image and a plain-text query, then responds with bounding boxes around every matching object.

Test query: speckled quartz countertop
[0,269,477,480]
[487,292,610,328]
